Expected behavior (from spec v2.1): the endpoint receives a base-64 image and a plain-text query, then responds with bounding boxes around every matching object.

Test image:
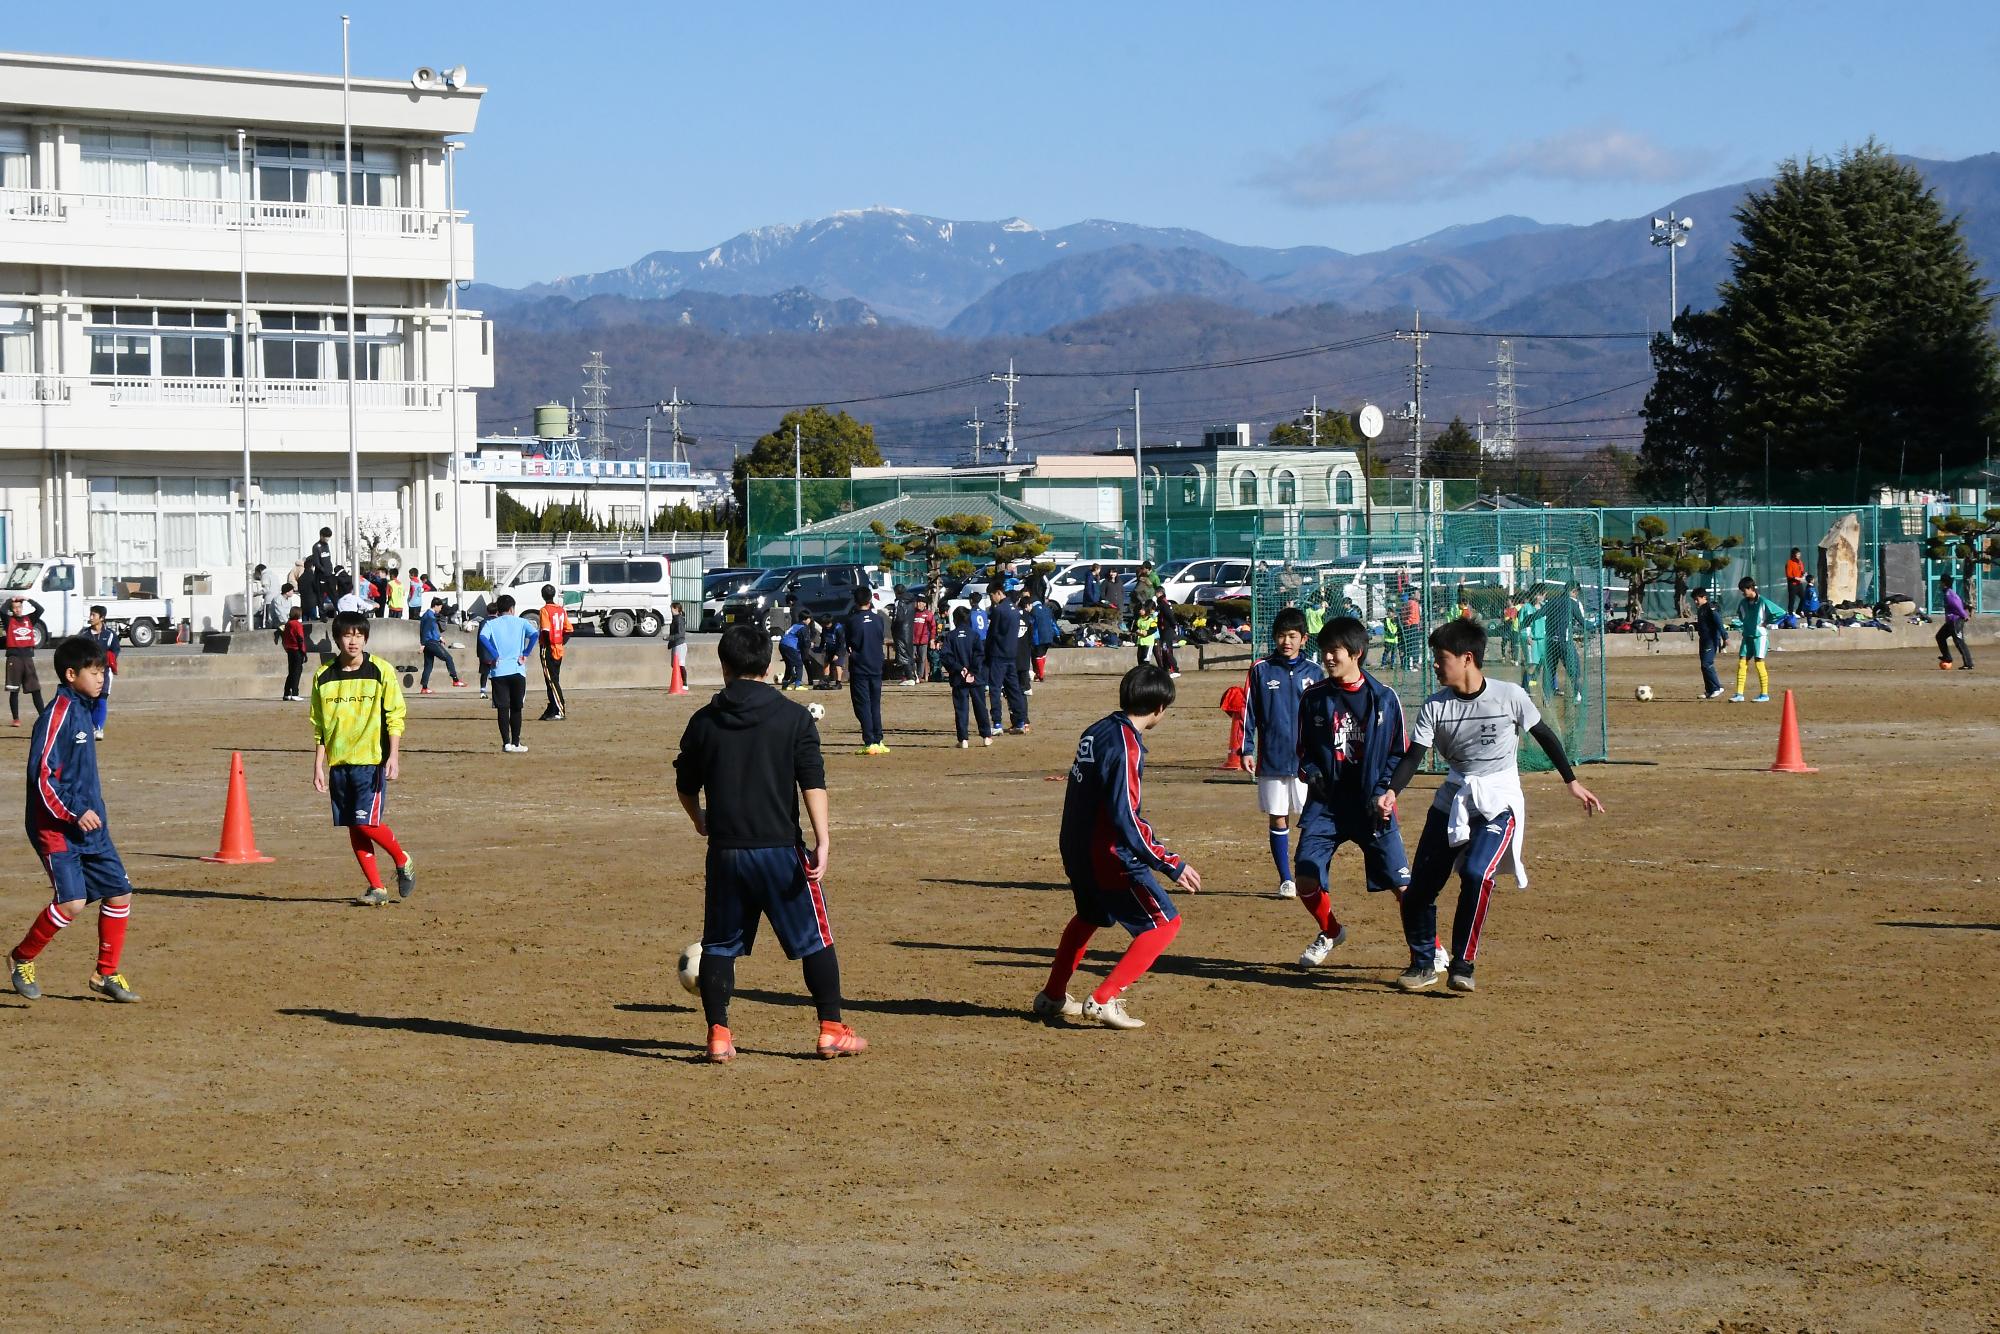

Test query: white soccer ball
[805,701,826,721]
[1634,685,1654,702]
[678,942,702,994]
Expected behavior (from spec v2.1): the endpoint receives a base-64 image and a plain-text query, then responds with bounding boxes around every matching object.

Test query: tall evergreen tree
[1636,310,1732,503]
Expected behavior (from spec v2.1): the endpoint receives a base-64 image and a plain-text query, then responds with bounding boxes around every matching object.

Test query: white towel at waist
[1440,767,1528,888]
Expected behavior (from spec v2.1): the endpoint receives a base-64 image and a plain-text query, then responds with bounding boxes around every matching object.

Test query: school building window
[88,475,239,590]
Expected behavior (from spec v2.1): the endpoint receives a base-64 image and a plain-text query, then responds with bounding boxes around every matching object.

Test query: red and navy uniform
[1058,711,1183,935]
[25,685,129,903]
[1294,671,1411,894]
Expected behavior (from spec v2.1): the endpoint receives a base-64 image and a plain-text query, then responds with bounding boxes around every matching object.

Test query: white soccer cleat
[1032,990,1083,1022]
[1276,879,1298,899]
[1299,925,1349,967]
[1081,996,1144,1029]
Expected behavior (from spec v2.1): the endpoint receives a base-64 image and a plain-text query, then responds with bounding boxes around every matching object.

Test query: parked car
[1151,557,1252,606]
[488,551,686,637]
[701,569,764,632]
[720,563,892,632]
[1047,560,1147,611]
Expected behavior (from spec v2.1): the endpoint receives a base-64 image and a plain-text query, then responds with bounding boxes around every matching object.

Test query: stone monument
[1818,512,1862,605]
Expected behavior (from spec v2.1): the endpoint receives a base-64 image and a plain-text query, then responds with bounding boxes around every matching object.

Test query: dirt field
[1,649,1994,1332]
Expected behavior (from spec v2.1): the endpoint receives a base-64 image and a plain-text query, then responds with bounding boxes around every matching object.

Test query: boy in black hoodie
[674,624,867,1064]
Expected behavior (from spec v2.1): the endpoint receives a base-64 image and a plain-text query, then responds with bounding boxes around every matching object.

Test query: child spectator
[1035,665,1202,1030]
[1730,576,1787,703]
[910,596,937,685]
[1241,607,1324,899]
[1937,574,1973,670]
[385,566,408,619]
[1381,619,1604,993]
[1799,575,1822,619]
[309,611,415,907]
[779,613,809,690]
[1154,601,1181,678]
[1134,600,1160,669]
[84,606,120,740]
[5,594,46,726]
[940,607,992,748]
[419,597,463,694]
[7,636,138,1003]
[1030,594,1058,683]
[674,624,866,1063]
[668,601,688,687]
[1692,587,1727,700]
[478,594,538,751]
[1785,548,1807,615]
[281,606,311,702]
[889,587,914,684]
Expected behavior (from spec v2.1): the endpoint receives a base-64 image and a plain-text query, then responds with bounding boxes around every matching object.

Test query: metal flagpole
[236,129,255,628]
[341,16,361,571]
[445,140,464,594]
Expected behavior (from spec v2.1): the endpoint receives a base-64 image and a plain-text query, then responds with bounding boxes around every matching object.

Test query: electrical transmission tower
[580,350,611,452]
[964,405,985,465]
[990,358,1020,463]
[1490,338,1518,459]
[1393,311,1430,484]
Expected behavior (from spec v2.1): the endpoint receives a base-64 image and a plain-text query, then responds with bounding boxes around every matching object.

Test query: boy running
[1380,619,1604,993]
[311,611,414,907]
[1730,575,1787,703]
[675,624,866,1063]
[84,606,120,739]
[1291,617,1415,967]
[419,597,463,694]
[1937,574,1973,670]
[1035,664,1202,1030]
[1240,607,1324,899]
[8,636,139,1003]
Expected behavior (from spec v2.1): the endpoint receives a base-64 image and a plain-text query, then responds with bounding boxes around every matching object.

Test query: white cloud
[1317,76,1395,124]
[1249,124,1715,206]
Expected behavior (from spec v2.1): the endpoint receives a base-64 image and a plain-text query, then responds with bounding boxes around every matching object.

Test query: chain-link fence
[1249,510,1609,769]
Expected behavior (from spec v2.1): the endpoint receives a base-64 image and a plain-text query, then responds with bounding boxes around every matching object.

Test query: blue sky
[7,2,1998,286]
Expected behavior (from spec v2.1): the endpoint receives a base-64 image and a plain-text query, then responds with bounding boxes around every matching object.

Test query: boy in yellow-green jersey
[310,611,413,906]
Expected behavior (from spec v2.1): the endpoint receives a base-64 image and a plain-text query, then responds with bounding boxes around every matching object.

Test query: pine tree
[1636,310,1731,503]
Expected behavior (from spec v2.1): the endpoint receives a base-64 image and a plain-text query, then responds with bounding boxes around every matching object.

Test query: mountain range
[475,153,2000,467]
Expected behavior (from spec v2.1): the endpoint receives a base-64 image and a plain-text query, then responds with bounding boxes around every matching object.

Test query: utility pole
[1133,388,1145,561]
[643,413,655,549]
[1394,310,1430,503]
[1303,394,1323,446]
[793,421,803,532]
[581,351,610,449]
[964,405,985,465]
[991,359,1020,463]
[235,128,255,627]
[665,387,688,464]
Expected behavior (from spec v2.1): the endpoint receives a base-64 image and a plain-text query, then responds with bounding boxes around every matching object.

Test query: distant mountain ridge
[492,153,1999,340]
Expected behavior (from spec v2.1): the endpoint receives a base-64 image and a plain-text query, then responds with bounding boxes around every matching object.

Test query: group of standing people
[281,527,439,625]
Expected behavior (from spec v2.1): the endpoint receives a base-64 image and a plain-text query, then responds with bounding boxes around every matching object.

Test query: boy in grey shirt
[1378,618,1605,994]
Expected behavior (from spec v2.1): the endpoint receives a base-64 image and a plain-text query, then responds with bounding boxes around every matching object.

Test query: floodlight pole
[1132,388,1145,562]
[1650,213,1694,343]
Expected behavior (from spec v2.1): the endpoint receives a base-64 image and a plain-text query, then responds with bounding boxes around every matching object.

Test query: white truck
[479,551,702,638]
[1,555,218,647]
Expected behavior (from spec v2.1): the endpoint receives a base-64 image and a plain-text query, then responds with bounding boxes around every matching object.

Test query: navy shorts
[1294,802,1411,894]
[1069,870,1179,937]
[41,844,131,904]
[328,764,387,827]
[702,844,834,961]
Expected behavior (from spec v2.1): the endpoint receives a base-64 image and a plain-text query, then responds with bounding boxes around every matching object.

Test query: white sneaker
[1032,990,1083,1021]
[1299,924,1348,966]
[1276,879,1298,899]
[957,739,970,749]
[1433,944,1451,974]
[93,729,104,740]
[1082,995,1144,1030]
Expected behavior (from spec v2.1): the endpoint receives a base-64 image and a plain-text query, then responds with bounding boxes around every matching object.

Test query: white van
[1048,560,1146,611]
[489,551,698,637]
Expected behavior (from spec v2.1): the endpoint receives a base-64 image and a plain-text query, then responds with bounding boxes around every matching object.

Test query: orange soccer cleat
[705,1024,736,1064]
[815,1020,869,1059]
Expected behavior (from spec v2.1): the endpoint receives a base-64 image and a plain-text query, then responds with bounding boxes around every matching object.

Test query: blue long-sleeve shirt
[1240,651,1324,776]
[420,608,444,645]
[985,601,1021,665]
[1060,711,1184,886]
[26,686,111,854]
[843,608,886,678]
[1030,600,1058,648]
[939,625,983,682]
[478,614,539,678]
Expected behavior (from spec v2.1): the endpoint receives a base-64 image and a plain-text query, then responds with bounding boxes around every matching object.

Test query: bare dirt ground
[1,649,1995,1332]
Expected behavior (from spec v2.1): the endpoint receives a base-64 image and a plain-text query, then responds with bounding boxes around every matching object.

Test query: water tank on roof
[534,403,571,440]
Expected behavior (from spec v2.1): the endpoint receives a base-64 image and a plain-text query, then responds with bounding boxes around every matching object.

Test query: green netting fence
[1249,510,1610,769]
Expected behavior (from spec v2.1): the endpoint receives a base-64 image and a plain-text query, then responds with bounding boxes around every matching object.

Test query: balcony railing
[0,374,446,409]
[0,187,462,239]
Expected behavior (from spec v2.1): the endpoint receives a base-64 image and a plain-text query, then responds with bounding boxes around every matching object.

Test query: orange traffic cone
[668,655,688,694]
[1218,684,1247,771]
[1768,690,1818,774]
[200,751,276,863]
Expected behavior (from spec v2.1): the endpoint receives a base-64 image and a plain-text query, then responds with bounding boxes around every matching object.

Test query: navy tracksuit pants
[849,672,884,745]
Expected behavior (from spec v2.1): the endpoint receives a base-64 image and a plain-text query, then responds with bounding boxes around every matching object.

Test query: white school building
[0,48,497,605]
